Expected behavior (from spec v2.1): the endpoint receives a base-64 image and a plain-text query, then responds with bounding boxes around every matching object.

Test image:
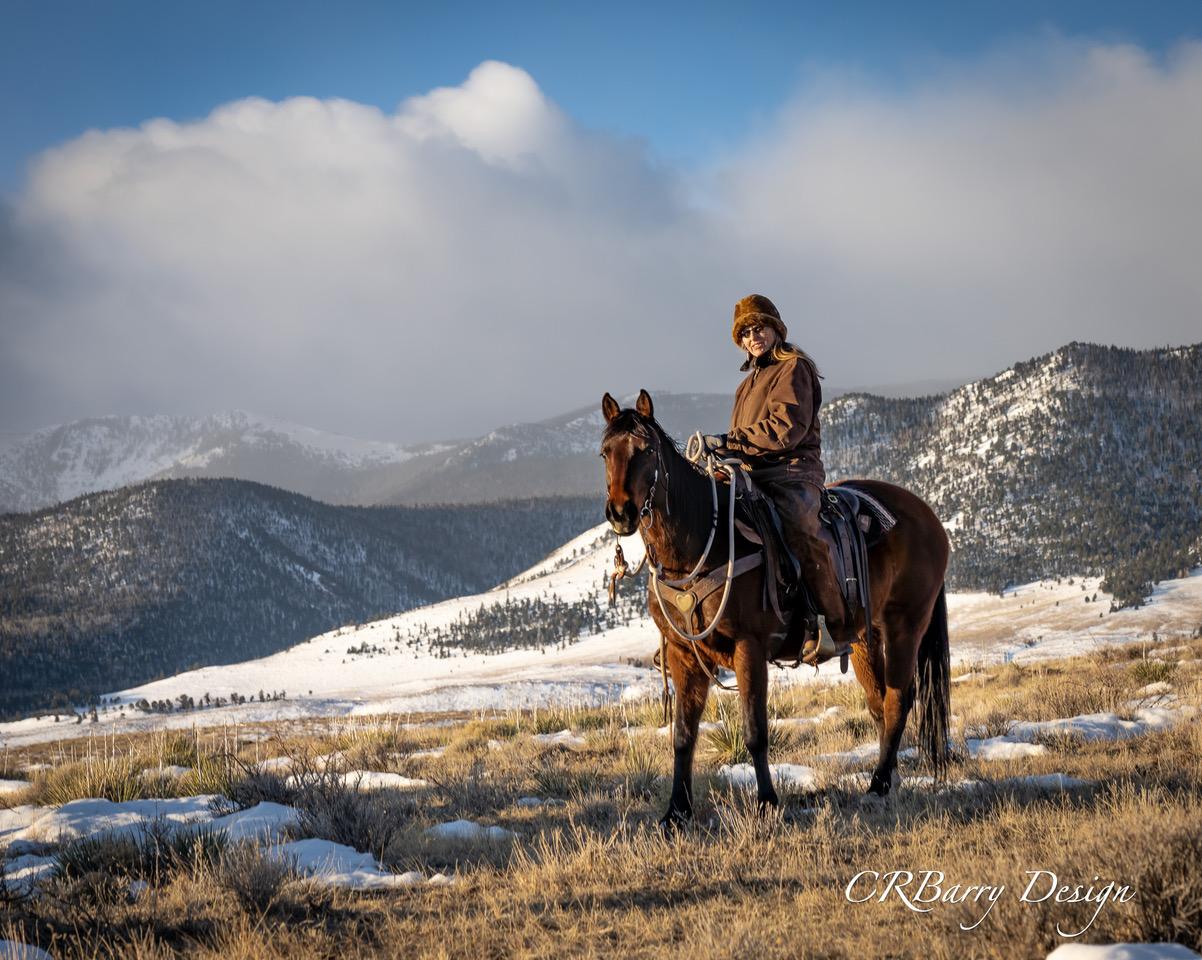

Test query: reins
[609,426,754,698]
[650,435,742,692]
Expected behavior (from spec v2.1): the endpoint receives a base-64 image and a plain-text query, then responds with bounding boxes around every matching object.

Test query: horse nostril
[605,499,637,532]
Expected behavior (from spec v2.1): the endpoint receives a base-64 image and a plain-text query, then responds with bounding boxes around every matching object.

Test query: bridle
[638,459,660,529]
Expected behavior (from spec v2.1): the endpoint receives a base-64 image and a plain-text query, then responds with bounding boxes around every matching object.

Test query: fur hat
[731,294,788,347]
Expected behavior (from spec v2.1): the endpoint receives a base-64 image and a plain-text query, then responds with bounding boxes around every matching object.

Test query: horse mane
[602,407,723,536]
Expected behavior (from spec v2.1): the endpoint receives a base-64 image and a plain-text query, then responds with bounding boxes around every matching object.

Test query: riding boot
[788,529,854,663]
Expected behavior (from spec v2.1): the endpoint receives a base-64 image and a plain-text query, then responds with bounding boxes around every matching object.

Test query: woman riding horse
[600,301,950,823]
[701,293,851,661]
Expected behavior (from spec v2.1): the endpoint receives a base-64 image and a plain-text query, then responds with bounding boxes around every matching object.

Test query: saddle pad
[838,484,897,535]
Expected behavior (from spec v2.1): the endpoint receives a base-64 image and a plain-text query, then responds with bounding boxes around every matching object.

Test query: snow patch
[1046,944,1201,960]
[515,796,567,809]
[1007,706,1187,743]
[19,796,218,843]
[139,765,191,780]
[965,736,1048,760]
[530,729,587,748]
[772,707,841,729]
[817,742,917,769]
[338,771,430,791]
[267,838,417,889]
[0,940,55,960]
[718,764,819,792]
[0,806,43,843]
[407,747,446,759]
[209,802,300,842]
[0,855,57,896]
[424,819,516,842]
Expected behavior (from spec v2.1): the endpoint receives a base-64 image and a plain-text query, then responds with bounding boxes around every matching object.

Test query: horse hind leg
[849,633,885,735]
[847,632,898,798]
[867,611,923,797]
[869,679,915,797]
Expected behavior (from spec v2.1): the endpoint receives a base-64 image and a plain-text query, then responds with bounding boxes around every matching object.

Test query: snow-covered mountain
[0,379,966,514]
[0,411,444,514]
[823,341,1202,603]
[0,397,737,513]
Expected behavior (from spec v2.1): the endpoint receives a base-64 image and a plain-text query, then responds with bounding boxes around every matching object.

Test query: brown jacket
[726,352,825,484]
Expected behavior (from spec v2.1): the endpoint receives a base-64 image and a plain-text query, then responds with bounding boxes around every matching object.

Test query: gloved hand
[701,434,728,454]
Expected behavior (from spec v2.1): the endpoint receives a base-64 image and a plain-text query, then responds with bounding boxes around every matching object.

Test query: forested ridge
[0,482,599,718]
[822,342,1202,603]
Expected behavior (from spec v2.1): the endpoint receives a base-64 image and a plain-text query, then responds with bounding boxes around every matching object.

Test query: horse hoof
[858,791,886,808]
[757,794,781,817]
[867,771,893,797]
[659,810,691,835]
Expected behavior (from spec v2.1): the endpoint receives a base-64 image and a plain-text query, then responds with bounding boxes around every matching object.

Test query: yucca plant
[55,833,144,881]
[617,695,668,731]
[54,823,227,885]
[180,751,250,797]
[701,695,789,767]
[617,740,662,801]
[146,729,201,769]
[530,760,577,800]
[702,696,751,766]
[37,756,146,806]
[531,704,583,735]
[1129,658,1178,687]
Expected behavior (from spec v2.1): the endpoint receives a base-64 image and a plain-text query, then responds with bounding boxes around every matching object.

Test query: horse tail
[915,584,951,776]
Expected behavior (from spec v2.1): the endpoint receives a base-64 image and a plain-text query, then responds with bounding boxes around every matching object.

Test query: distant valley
[0,484,597,718]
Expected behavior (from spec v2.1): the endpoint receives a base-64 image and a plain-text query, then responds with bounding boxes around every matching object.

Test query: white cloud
[718,38,1202,369]
[3,42,1200,441]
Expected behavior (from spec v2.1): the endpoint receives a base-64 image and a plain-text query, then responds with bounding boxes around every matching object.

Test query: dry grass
[2,634,1201,958]
[217,843,300,916]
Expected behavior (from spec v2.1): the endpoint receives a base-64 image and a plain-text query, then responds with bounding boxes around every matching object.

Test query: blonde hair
[742,340,823,378]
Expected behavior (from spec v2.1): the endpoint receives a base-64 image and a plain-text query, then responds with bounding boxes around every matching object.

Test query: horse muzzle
[605,499,639,537]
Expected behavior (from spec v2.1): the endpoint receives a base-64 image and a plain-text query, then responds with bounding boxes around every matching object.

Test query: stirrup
[802,615,852,669]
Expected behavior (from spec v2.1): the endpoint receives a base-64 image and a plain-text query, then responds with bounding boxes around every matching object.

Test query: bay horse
[600,390,950,827]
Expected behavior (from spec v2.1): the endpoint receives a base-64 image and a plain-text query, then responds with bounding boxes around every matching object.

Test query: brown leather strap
[654,552,764,628]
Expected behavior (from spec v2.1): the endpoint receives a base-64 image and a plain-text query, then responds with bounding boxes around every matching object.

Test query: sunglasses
[740,324,768,341]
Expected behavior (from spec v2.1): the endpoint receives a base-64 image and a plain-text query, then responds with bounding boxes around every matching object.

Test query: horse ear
[601,393,620,423]
[635,389,653,419]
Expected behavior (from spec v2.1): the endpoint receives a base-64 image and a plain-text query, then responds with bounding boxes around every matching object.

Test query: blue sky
[3,2,1201,441]
[4,0,1200,194]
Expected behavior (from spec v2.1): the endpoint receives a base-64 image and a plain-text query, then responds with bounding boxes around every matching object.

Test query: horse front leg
[734,639,778,812]
[661,638,712,832]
